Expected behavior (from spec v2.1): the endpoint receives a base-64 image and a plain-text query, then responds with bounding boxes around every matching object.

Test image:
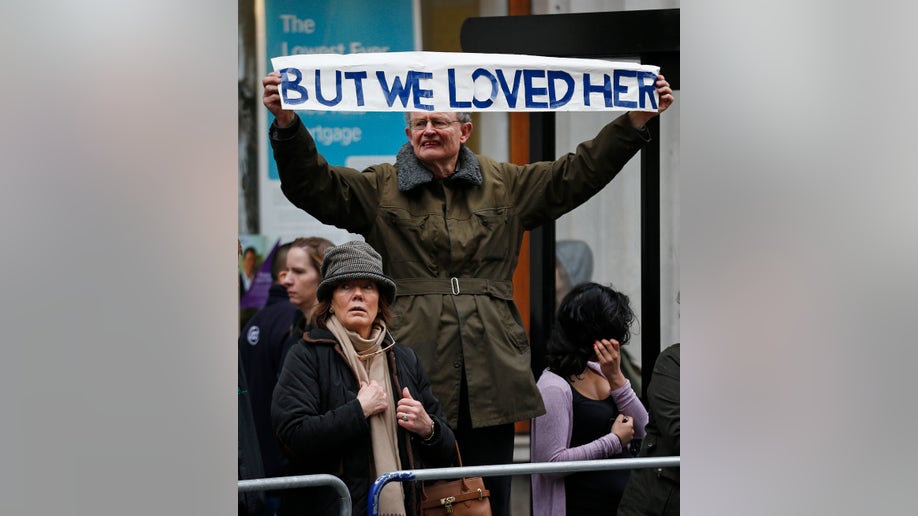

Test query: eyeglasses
[408,117,462,131]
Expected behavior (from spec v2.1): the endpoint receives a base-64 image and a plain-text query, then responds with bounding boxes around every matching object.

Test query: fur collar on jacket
[395,143,482,192]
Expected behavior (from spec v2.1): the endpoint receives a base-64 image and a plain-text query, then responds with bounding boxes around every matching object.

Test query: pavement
[510,433,532,515]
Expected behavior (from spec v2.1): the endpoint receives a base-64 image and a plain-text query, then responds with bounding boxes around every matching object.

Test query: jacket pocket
[493,298,530,353]
[379,208,433,267]
[470,207,512,261]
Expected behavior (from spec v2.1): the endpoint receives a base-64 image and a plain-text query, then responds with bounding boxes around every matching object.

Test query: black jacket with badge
[238,284,299,479]
[272,326,457,516]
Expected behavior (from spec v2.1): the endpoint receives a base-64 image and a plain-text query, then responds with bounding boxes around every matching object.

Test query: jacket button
[453,362,461,368]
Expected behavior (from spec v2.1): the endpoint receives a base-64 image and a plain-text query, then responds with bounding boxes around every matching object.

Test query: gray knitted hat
[317,240,396,304]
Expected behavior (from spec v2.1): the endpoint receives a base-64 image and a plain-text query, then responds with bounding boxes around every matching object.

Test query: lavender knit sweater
[530,362,648,516]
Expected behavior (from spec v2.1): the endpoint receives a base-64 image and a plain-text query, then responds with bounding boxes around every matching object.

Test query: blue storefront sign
[264,0,417,177]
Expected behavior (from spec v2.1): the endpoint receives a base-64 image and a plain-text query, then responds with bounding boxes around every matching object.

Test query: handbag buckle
[440,496,456,513]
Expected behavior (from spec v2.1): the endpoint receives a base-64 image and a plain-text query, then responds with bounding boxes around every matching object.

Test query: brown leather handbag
[418,445,491,515]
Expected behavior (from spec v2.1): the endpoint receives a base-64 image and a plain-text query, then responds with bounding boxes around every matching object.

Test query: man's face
[242,250,257,276]
[405,112,472,167]
[275,248,290,285]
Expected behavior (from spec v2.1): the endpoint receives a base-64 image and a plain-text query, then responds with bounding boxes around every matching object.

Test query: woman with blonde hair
[282,236,334,325]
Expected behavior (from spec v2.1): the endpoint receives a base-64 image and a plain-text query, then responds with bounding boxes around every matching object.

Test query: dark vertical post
[528,112,555,381]
[459,8,679,393]
[640,116,661,397]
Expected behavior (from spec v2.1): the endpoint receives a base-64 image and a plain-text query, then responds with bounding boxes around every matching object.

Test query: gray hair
[404,112,472,125]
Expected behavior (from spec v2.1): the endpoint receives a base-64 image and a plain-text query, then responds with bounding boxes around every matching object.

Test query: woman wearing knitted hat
[272,240,457,516]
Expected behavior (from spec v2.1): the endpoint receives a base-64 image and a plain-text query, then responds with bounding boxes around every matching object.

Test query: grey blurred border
[1,1,237,514]
[683,1,918,514]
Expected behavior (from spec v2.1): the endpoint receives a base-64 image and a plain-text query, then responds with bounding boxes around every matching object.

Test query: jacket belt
[395,278,514,300]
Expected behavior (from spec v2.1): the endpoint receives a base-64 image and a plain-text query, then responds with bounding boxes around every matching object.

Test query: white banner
[272,51,660,112]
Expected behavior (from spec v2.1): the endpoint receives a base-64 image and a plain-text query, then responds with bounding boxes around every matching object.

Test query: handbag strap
[419,442,469,499]
[387,350,418,470]
[453,442,463,467]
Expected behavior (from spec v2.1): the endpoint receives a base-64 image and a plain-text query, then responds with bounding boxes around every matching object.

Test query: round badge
[246,326,260,345]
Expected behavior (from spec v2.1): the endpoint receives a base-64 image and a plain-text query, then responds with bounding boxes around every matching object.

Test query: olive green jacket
[270,114,650,428]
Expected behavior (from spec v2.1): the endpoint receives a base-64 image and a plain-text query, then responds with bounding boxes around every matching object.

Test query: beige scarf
[326,316,406,516]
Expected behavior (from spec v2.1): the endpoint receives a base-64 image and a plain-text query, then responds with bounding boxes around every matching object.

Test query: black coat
[238,284,298,478]
[238,350,265,515]
[618,343,680,516]
[272,326,457,516]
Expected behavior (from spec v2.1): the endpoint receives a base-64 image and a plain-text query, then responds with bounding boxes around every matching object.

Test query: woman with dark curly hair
[530,282,649,516]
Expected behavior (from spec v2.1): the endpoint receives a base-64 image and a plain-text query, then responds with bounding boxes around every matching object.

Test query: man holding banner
[262,51,673,515]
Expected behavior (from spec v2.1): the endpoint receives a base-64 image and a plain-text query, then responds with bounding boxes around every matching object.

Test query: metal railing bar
[237,473,351,516]
[368,456,679,516]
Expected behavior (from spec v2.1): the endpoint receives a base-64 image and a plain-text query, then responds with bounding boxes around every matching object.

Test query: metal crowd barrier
[237,473,352,516]
[368,456,680,516]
